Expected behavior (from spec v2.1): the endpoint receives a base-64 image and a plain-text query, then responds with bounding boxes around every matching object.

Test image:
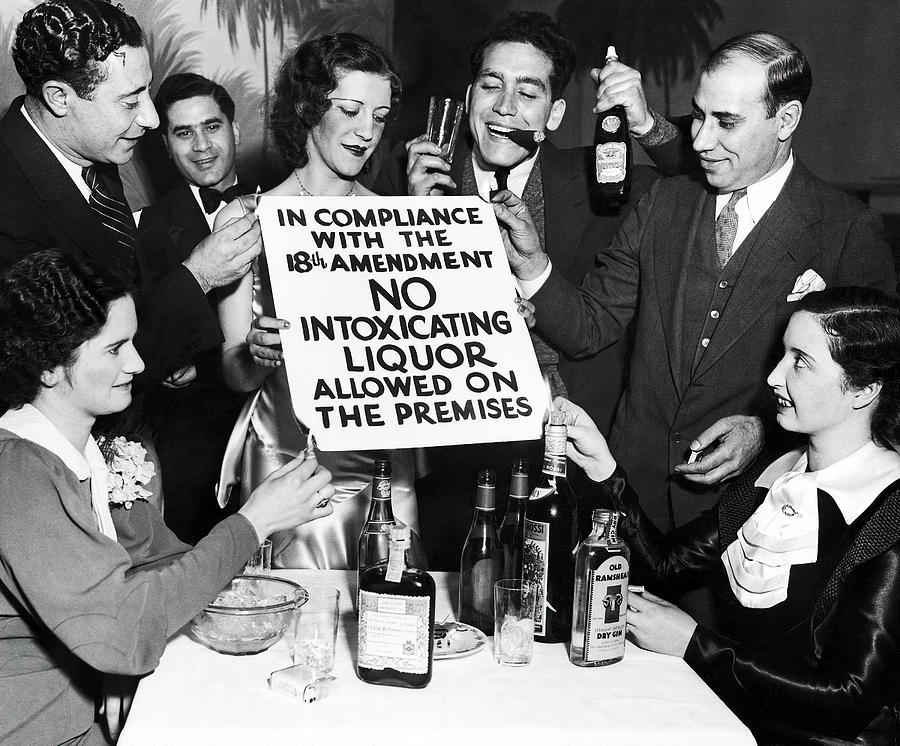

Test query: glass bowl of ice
[190,575,308,655]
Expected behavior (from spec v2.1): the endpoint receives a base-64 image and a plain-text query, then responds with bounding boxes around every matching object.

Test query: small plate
[433,621,487,660]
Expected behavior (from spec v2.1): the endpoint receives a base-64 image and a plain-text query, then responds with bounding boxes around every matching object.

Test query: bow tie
[199,184,244,214]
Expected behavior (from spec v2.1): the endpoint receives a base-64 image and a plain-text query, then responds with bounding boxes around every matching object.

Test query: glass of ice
[290,585,340,673]
[493,579,535,666]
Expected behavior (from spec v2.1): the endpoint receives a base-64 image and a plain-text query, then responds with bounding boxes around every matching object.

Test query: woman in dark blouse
[559,287,900,744]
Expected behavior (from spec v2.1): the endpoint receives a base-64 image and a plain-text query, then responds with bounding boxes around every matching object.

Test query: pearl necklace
[293,170,355,197]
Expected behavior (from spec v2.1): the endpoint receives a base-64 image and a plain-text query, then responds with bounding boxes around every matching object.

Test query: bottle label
[373,476,391,499]
[357,591,430,674]
[601,114,622,133]
[385,542,406,582]
[596,142,627,184]
[584,555,629,662]
[541,452,567,478]
[523,518,550,636]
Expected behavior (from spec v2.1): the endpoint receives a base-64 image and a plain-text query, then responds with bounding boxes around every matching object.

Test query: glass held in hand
[426,96,464,163]
[493,579,536,666]
[243,539,272,574]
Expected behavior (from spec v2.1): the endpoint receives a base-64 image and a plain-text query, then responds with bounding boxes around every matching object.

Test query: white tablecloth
[119,570,756,745]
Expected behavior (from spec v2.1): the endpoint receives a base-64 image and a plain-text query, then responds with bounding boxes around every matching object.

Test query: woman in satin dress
[216,33,421,569]
[558,286,900,744]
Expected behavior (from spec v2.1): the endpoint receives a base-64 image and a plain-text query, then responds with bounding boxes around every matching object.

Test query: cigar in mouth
[504,129,546,149]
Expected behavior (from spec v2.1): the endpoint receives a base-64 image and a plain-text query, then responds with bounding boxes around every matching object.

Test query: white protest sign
[258,195,546,451]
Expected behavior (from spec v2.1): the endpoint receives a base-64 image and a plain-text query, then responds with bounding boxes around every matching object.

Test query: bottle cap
[592,508,613,522]
[475,468,496,509]
[390,525,411,542]
[511,457,528,476]
[549,409,566,426]
[374,459,391,477]
[606,45,618,62]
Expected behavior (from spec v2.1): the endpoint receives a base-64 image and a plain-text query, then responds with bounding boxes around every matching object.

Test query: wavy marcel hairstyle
[0,250,130,408]
[12,0,143,100]
[798,287,900,448]
[269,32,402,170]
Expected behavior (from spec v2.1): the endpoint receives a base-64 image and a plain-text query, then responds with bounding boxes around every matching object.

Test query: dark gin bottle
[459,469,504,634]
[570,509,630,666]
[357,526,435,688]
[499,458,530,580]
[524,410,579,643]
[594,46,632,210]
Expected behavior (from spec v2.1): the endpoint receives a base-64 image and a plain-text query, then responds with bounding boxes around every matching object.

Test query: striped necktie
[81,165,136,257]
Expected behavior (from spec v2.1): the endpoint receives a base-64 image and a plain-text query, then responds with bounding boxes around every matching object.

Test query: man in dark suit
[0,0,260,387]
[504,32,895,530]
[374,12,667,556]
[136,73,248,543]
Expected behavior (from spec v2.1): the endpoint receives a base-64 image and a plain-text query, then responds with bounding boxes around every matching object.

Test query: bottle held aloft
[570,509,630,666]
[594,46,632,210]
[523,410,579,643]
[357,525,436,688]
[459,469,505,634]
[499,458,530,580]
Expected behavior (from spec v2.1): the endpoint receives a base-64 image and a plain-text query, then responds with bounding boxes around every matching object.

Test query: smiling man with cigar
[376,11,660,438]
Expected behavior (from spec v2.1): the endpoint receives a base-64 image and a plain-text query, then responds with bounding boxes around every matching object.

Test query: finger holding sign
[248,315,290,368]
[491,190,548,281]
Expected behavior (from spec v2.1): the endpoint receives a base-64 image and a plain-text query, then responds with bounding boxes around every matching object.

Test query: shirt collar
[0,403,106,479]
[755,440,900,524]
[20,102,91,201]
[471,147,540,200]
[715,151,794,224]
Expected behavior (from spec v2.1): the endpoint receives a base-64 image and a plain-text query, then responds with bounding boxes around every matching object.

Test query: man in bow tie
[502,31,895,531]
[135,72,249,543]
[0,0,261,390]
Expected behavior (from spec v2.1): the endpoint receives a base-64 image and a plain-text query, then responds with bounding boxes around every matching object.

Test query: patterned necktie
[81,165,136,257]
[199,183,245,214]
[490,167,510,199]
[715,188,747,268]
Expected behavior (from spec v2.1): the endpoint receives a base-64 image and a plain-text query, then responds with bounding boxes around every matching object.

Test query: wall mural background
[1,0,898,219]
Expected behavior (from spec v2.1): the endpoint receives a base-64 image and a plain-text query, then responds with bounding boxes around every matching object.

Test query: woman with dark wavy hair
[0,251,334,744]
[558,287,900,744]
[215,32,423,570]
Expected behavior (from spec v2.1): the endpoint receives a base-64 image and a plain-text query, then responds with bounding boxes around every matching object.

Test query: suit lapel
[654,183,713,397]
[540,142,586,275]
[2,99,120,264]
[693,162,823,380]
[167,182,211,262]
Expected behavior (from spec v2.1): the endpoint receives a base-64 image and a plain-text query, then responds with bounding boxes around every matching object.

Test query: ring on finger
[315,490,330,509]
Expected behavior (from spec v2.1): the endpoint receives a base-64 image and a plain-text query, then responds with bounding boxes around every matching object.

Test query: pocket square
[787,269,826,302]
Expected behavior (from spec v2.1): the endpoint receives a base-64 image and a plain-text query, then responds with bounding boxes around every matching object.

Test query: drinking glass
[493,579,535,666]
[243,539,272,574]
[426,96,465,163]
[291,586,340,674]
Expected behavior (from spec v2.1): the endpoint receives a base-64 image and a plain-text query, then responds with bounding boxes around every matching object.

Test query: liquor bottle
[594,45,632,210]
[498,458,529,580]
[459,469,504,634]
[357,459,394,592]
[524,410,579,643]
[357,458,427,594]
[357,525,436,688]
[570,509,631,666]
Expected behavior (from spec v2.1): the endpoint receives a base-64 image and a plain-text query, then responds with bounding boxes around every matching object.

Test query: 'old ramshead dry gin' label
[570,509,631,666]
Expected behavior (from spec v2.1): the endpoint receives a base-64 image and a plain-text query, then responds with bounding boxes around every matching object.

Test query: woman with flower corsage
[558,287,900,745]
[0,250,335,745]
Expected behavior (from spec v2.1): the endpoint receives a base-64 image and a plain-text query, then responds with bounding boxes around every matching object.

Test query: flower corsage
[97,435,156,509]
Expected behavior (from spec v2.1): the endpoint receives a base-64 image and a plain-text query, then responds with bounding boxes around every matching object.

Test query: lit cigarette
[628,585,644,594]
[253,185,262,213]
[686,449,700,464]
